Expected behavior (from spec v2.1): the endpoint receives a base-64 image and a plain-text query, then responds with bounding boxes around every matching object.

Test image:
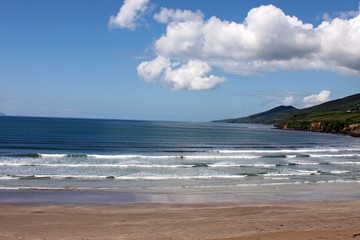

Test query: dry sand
[1,201,360,240]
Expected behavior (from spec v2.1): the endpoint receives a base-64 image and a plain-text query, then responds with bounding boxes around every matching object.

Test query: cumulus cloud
[137,57,225,90]
[303,90,331,107]
[282,96,295,106]
[109,0,149,30]
[137,56,170,82]
[133,4,360,89]
[317,17,360,75]
[154,8,204,24]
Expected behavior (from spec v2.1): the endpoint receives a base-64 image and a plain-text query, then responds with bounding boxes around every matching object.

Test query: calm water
[1,116,360,191]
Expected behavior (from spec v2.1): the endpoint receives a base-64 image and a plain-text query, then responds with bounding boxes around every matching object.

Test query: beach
[1,185,360,240]
[1,199,360,240]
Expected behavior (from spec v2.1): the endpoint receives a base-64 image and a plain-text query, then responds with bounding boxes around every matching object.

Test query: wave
[114,175,247,180]
[1,160,358,169]
[0,163,193,168]
[263,170,321,177]
[209,162,275,168]
[192,163,209,168]
[12,153,41,158]
[329,161,360,165]
[276,162,320,167]
[309,154,360,158]
[5,153,182,159]
[6,169,349,181]
[263,177,291,180]
[323,170,350,175]
[5,153,261,160]
[316,179,360,184]
[5,149,359,162]
[217,148,360,154]
[4,174,248,181]
[0,162,275,168]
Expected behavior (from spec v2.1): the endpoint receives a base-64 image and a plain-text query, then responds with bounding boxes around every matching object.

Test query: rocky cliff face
[309,122,324,131]
[279,121,360,137]
[343,123,360,137]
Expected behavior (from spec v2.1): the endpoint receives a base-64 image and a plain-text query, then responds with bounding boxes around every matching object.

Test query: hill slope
[215,93,360,136]
[215,105,297,124]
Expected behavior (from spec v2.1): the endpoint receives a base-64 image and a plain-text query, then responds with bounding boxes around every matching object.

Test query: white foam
[331,161,360,165]
[218,148,343,154]
[330,170,350,174]
[317,179,360,184]
[263,177,290,180]
[292,162,320,165]
[263,171,319,177]
[235,181,305,187]
[86,154,262,160]
[0,176,14,180]
[6,174,248,181]
[310,154,360,158]
[114,175,247,180]
[0,163,192,168]
[0,163,25,167]
[185,155,261,160]
[209,162,275,168]
[297,170,319,174]
[39,154,67,158]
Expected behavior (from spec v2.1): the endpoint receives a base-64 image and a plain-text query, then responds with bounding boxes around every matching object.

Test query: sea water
[1,116,360,191]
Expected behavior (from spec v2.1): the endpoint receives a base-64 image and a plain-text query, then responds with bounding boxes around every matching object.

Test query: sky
[1,0,360,121]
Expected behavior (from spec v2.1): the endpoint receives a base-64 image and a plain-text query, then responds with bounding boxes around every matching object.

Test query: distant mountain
[0,112,5,116]
[214,93,360,136]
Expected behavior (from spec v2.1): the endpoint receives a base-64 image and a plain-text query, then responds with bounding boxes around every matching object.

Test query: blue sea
[1,116,360,193]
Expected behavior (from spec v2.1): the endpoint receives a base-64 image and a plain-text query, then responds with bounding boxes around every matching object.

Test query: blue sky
[1,0,359,121]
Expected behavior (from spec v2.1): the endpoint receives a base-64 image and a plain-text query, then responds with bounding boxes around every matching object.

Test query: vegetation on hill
[215,105,297,124]
[214,93,360,137]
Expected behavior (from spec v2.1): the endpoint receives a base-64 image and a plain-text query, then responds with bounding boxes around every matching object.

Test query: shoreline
[1,181,360,204]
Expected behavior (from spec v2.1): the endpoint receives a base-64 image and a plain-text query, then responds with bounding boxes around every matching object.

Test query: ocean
[1,116,360,193]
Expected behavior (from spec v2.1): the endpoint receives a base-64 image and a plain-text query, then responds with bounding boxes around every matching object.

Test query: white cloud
[137,57,225,90]
[282,96,295,106]
[163,60,225,90]
[303,90,331,107]
[150,5,324,76]
[109,0,149,30]
[137,56,170,82]
[140,4,360,88]
[154,8,204,24]
[130,4,360,89]
[317,15,360,75]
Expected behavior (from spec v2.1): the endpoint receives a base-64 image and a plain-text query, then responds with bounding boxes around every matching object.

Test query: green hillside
[215,93,360,136]
[214,105,297,124]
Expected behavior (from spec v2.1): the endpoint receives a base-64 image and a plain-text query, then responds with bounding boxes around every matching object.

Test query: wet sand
[1,200,360,240]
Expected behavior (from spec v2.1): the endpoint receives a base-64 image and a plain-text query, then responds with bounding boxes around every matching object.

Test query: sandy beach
[0,200,359,240]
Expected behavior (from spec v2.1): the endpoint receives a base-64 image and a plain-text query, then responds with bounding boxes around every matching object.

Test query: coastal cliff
[278,121,360,137]
[214,93,360,137]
